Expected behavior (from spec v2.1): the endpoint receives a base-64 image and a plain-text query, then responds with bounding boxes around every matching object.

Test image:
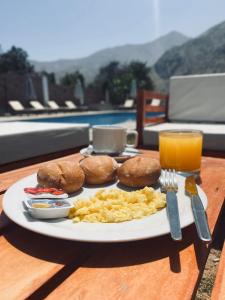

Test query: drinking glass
[159,130,203,175]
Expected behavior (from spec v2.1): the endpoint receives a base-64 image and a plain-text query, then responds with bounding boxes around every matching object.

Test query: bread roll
[118,156,161,187]
[37,161,85,193]
[80,156,118,184]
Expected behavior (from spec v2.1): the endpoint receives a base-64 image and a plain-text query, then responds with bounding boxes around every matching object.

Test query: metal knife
[185,176,212,242]
[166,191,182,241]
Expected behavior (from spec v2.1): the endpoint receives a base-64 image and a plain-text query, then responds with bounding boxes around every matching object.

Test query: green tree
[91,61,154,104]
[128,61,154,90]
[60,70,85,88]
[0,46,33,74]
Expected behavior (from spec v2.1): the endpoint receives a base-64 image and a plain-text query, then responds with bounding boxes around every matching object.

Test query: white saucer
[80,145,139,162]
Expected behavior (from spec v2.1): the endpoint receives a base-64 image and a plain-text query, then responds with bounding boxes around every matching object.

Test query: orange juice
[159,130,203,172]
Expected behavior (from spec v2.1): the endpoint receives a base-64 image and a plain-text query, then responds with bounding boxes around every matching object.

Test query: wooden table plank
[45,229,203,300]
[0,152,96,299]
[0,152,225,300]
[45,155,225,300]
[211,242,225,300]
[0,224,99,300]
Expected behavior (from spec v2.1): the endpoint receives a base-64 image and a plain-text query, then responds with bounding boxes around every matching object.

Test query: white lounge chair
[124,99,134,108]
[8,100,25,112]
[65,100,77,109]
[48,101,59,109]
[137,73,225,152]
[30,101,45,110]
[0,122,90,165]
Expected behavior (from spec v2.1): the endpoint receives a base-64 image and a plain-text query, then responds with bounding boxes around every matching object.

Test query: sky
[1,0,225,61]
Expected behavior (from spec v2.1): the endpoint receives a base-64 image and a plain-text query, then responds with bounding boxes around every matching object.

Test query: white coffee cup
[92,125,138,154]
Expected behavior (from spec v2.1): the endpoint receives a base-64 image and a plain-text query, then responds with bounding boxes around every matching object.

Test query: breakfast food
[37,161,85,193]
[80,155,118,184]
[117,156,161,187]
[24,187,68,199]
[69,187,166,223]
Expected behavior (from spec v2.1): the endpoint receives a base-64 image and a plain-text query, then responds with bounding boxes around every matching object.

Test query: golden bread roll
[118,156,161,187]
[37,161,85,193]
[80,155,118,184]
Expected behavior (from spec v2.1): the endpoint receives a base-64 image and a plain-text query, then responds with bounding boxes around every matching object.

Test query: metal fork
[160,169,182,241]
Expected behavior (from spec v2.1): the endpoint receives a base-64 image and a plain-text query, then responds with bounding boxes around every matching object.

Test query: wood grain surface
[44,156,225,300]
[0,151,224,300]
[211,242,225,300]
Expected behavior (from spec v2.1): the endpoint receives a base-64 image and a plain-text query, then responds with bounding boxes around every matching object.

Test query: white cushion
[169,73,225,123]
[143,123,225,151]
[9,101,24,111]
[124,99,134,107]
[65,101,77,108]
[0,122,90,165]
[48,101,59,109]
[151,99,161,106]
[30,101,45,110]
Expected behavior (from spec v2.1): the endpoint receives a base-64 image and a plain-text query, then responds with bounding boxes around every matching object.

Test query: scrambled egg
[68,187,166,223]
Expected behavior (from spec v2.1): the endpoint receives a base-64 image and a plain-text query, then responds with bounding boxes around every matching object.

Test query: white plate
[3,174,207,243]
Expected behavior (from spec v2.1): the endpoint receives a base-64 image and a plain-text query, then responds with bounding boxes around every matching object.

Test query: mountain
[154,21,225,80]
[32,31,189,82]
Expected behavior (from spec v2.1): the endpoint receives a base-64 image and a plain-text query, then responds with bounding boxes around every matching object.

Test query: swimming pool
[27,111,157,126]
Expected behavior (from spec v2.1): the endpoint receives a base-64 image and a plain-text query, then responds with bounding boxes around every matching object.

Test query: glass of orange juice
[159,130,203,175]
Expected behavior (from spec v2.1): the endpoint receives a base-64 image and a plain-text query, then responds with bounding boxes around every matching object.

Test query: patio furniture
[137,73,225,152]
[118,99,135,109]
[29,100,45,110]
[48,101,71,113]
[48,100,60,109]
[0,150,225,299]
[65,100,77,109]
[64,100,88,111]
[0,121,89,165]
[8,100,25,112]
[8,100,42,115]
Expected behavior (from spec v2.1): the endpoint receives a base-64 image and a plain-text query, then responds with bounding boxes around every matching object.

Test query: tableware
[92,125,138,154]
[185,176,212,242]
[160,169,182,241]
[80,145,138,163]
[24,199,73,219]
[3,173,208,242]
[159,130,203,176]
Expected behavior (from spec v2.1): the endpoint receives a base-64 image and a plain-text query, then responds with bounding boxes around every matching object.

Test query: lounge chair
[118,99,135,109]
[137,73,225,153]
[29,101,45,110]
[0,121,90,165]
[8,100,25,112]
[64,100,88,111]
[65,100,77,109]
[8,100,34,115]
[48,100,77,112]
[48,101,59,109]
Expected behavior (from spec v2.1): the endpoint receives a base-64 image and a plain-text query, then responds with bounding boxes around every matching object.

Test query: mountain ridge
[154,20,225,81]
[32,31,189,82]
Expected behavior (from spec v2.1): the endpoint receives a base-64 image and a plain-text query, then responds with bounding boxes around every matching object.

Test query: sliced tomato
[24,187,65,195]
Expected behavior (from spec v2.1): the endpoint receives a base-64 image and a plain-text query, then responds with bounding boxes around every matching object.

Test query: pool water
[28,112,157,126]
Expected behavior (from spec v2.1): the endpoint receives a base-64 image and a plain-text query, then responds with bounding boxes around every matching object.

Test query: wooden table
[0,151,225,300]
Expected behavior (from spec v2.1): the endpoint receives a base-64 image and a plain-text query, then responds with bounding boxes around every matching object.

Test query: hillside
[154,21,225,80]
[32,31,189,82]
